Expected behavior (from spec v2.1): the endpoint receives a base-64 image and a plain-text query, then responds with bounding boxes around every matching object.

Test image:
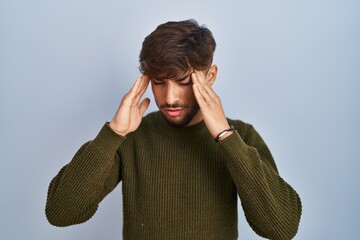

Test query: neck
[153,111,208,137]
[186,111,204,127]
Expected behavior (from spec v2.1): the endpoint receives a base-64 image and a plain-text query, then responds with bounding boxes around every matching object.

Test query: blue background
[1,0,359,239]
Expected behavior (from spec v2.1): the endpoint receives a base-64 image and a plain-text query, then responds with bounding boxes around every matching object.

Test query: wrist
[108,121,128,137]
[215,126,236,142]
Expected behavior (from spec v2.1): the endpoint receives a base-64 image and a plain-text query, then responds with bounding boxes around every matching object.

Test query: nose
[165,81,180,104]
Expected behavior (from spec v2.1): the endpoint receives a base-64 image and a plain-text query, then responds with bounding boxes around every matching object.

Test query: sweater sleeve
[218,123,302,240]
[45,123,125,227]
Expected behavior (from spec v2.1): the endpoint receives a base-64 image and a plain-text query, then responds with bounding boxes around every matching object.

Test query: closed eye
[151,74,192,86]
[178,80,191,86]
[175,75,192,86]
[152,79,165,85]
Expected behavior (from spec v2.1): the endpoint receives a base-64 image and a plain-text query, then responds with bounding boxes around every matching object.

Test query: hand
[109,75,150,136]
[191,71,231,139]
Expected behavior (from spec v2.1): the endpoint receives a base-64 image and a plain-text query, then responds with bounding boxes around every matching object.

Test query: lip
[164,108,183,117]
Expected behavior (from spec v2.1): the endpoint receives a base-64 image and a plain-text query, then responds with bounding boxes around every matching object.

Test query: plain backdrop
[1,0,359,239]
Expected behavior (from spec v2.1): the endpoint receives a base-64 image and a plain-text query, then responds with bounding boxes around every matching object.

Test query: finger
[137,75,150,95]
[192,70,207,85]
[139,98,150,116]
[130,75,143,93]
[191,72,205,88]
[194,71,220,105]
[123,76,142,105]
[193,71,217,98]
[122,75,147,106]
[192,83,206,106]
[132,75,150,106]
[191,72,213,104]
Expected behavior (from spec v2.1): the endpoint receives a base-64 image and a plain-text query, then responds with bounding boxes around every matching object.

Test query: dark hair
[139,19,216,80]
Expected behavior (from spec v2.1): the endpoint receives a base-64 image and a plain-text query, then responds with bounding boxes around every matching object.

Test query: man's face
[150,73,202,128]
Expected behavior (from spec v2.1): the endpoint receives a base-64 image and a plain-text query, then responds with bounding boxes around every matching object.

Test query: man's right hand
[109,75,150,136]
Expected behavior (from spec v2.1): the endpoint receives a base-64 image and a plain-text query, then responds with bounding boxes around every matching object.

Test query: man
[46,19,302,240]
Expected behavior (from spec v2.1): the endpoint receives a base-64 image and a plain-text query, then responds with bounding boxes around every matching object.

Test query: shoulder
[227,117,252,133]
[139,111,160,128]
[143,111,159,121]
[227,117,259,141]
[127,111,159,138]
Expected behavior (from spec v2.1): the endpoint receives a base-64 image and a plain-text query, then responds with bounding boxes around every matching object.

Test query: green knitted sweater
[46,111,301,240]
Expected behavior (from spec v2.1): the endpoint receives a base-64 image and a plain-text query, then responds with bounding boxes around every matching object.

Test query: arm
[191,70,302,239]
[45,75,150,227]
[218,123,302,240]
[45,124,124,226]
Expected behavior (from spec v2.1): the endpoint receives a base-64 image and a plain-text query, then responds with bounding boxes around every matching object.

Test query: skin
[150,71,201,128]
[109,64,233,140]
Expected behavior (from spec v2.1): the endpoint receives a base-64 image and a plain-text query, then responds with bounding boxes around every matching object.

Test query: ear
[206,65,218,86]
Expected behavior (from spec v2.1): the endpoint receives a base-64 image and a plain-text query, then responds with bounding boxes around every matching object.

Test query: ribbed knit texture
[46,111,302,240]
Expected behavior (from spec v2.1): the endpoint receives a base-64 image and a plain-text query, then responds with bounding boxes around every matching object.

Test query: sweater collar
[152,111,208,137]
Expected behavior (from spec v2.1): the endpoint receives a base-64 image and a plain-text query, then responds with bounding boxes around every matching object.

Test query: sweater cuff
[217,131,255,167]
[92,122,126,155]
[218,131,248,154]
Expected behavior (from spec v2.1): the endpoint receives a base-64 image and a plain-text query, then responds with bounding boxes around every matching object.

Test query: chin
[161,109,199,128]
[163,116,191,128]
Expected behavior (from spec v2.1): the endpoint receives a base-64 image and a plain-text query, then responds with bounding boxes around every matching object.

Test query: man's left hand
[191,71,231,139]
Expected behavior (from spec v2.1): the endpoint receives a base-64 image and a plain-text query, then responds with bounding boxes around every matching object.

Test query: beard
[157,102,200,128]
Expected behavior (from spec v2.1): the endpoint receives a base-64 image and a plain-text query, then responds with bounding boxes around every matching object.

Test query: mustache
[160,103,198,109]
[160,104,187,108]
